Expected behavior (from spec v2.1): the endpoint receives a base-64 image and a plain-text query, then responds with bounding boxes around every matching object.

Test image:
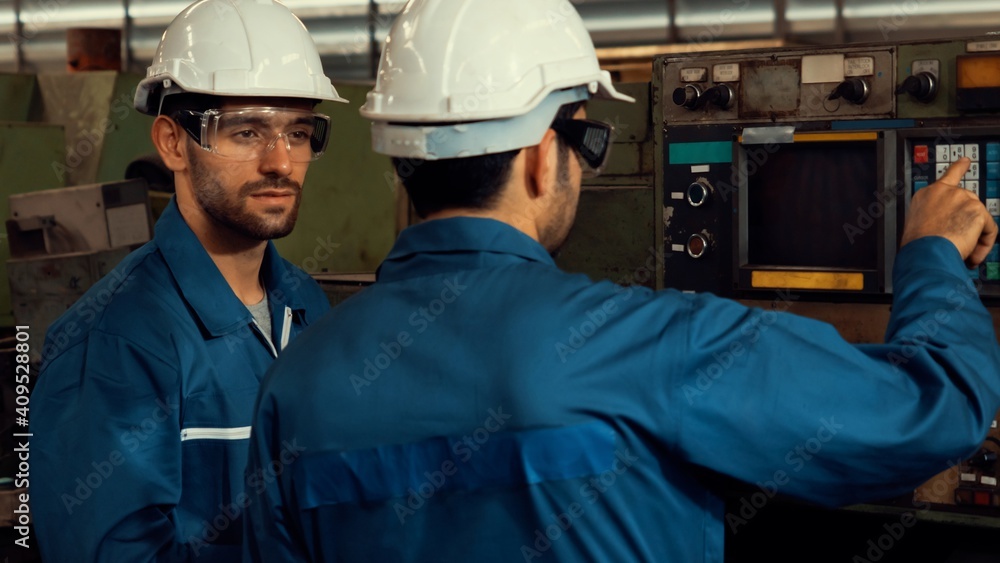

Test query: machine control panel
[662,47,896,125]
[908,135,1000,283]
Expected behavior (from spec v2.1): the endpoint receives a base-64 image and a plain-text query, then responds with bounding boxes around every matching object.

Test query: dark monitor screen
[746,142,879,270]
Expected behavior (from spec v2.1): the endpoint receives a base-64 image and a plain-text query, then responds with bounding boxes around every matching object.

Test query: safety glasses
[172,107,331,163]
[550,118,614,178]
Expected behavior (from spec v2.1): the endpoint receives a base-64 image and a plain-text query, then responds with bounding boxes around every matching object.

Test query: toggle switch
[673,84,705,110]
[704,84,735,109]
[829,78,871,105]
[896,72,938,103]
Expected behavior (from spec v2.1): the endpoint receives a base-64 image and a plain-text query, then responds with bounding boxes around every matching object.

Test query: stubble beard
[541,144,579,255]
[188,150,302,241]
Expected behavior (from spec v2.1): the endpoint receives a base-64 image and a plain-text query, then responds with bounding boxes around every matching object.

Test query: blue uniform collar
[377,217,555,282]
[156,198,310,336]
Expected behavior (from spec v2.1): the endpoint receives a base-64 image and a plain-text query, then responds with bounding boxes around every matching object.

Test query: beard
[188,149,302,241]
[539,143,579,254]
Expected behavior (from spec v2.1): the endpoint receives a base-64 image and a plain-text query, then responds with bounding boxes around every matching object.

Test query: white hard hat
[360,0,634,160]
[135,0,348,115]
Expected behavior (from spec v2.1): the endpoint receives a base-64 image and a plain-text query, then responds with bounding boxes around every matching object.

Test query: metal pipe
[666,0,678,44]
[123,0,133,72]
[368,0,377,80]
[13,0,24,73]
[835,0,846,43]
[774,0,787,43]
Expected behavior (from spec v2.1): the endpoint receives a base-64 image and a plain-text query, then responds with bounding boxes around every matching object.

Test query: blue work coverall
[245,217,1000,562]
[31,199,330,562]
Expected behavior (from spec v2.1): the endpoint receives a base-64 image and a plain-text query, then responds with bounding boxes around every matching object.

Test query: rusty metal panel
[660,45,896,125]
[741,59,802,119]
[0,73,38,121]
[36,71,118,187]
[897,40,967,120]
[555,186,657,288]
[587,81,652,144]
[7,247,131,361]
[95,73,158,182]
[0,122,66,327]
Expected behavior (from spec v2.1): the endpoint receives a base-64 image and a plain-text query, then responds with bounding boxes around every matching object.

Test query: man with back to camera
[30,0,344,560]
[244,0,1000,560]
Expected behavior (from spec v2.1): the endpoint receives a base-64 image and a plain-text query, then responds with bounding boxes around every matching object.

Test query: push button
[951,145,965,161]
[988,180,1000,198]
[913,180,929,193]
[914,145,929,164]
[967,181,980,196]
[967,162,980,180]
[987,142,1000,162]
[966,144,981,161]
[936,145,951,163]
[989,162,1000,179]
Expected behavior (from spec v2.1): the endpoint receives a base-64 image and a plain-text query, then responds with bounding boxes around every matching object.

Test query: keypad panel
[911,140,1000,283]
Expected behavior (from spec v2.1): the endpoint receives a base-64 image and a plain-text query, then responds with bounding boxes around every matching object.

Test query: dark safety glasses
[550,118,614,178]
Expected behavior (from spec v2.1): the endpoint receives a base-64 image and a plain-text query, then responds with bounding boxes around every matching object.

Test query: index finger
[938,157,972,186]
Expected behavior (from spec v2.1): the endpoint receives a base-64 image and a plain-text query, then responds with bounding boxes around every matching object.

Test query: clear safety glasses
[550,118,614,178]
[173,107,331,163]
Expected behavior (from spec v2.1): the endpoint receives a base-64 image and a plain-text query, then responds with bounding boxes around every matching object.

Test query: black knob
[896,72,937,103]
[828,78,871,105]
[687,181,712,207]
[672,85,704,110]
[704,84,735,109]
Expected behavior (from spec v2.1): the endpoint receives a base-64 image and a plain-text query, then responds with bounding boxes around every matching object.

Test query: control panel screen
[746,142,879,269]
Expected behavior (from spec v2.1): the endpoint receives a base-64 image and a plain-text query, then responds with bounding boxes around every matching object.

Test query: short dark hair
[394,101,585,218]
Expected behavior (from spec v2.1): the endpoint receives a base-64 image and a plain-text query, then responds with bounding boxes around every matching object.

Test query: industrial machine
[658,38,1000,301]
[4,179,152,362]
[651,37,1000,521]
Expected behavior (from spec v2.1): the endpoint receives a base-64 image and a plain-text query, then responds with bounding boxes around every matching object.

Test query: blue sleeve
[673,237,1000,506]
[243,386,306,563]
[32,331,231,562]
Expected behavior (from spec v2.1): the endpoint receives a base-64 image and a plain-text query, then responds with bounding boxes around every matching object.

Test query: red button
[974,491,991,506]
[914,145,930,164]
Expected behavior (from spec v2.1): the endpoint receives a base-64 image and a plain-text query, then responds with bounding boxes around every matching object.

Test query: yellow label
[751,271,865,291]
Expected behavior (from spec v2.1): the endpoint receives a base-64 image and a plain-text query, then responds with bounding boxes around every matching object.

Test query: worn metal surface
[95,73,157,182]
[272,82,397,274]
[0,73,37,121]
[8,179,150,256]
[588,81,652,144]
[897,40,967,120]
[0,122,66,327]
[660,45,897,126]
[36,71,118,187]
[556,187,658,289]
[8,247,131,362]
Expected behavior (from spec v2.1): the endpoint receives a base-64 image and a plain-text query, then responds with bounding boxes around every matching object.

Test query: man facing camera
[31,0,343,560]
